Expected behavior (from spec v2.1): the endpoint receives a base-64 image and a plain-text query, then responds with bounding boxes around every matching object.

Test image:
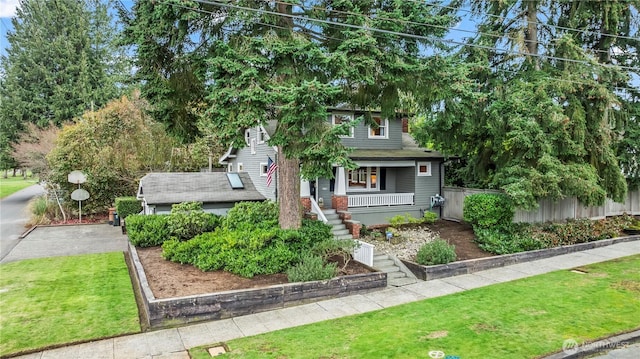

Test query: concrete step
[324,214,340,221]
[322,209,337,215]
[386,271,406,279]
[332,229,350,236]
[327,219,343,225]
[373,254,390,261]
[388,277,418,287]
[378,265,401,273]
[373,259,394,268]
[334,234,353,240]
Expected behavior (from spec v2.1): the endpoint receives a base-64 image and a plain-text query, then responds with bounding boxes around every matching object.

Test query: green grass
[0,175,38,198]
[190,255,640,359]
[0,252,141,356]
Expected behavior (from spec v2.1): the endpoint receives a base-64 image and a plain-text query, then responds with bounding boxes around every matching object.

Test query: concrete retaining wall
[402,235,640,281]
[127,243,387,329]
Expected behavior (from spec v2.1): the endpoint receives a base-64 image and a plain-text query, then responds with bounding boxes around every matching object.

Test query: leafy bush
[423,211,438,224]
[126,214,170,247]
[115,196,141,219]
[416,238,457,265]
[167,201,221,241]
[389,212,437,226]
[286,254,337,282]
[225,201,279,229]
[474,225,544,255]
[463,193,514,230]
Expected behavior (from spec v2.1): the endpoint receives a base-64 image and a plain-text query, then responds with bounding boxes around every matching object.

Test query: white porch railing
[309,197,328,223]
[353,240,375,267]
[348,193,414,207]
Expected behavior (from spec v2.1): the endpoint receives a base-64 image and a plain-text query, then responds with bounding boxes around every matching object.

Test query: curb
[541,329,640,358]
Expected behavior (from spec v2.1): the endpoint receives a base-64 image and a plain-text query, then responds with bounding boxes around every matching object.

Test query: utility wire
[188,0,640,72]
[158,0,640,93]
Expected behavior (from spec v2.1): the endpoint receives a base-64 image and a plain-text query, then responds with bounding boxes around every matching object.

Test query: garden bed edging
[126,243,387,329]
[402,235,640,281]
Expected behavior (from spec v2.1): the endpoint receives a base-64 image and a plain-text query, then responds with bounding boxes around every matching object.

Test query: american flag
[266,156,277,187]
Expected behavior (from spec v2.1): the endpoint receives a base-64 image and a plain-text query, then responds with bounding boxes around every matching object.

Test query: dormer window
[257,126,266,144]
[244,129,251,146]
[369,116,388,139]
[332,113,354,138]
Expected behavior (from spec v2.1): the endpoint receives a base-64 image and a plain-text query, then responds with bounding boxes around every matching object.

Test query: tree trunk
[277,146,302,229]
[526,0,539,70]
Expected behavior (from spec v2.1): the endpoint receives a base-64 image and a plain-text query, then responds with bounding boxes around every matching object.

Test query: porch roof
[349,148,445,161]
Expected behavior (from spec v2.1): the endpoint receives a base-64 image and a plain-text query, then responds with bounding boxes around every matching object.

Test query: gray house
[136,172,265,215]
[219,111,445,226]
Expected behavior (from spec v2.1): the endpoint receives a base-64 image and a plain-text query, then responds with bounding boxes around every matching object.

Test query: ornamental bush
[167,201,221,241]
[416,238,457,265]
[126,214,170,247]
[225,201,278,229]
[286,254,337,282]
[463,193,514,230]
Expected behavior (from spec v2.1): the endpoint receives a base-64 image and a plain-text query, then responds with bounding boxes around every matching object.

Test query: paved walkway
[9,235,640,359]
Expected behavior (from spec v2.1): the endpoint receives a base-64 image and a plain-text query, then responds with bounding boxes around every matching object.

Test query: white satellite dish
[68,170,87,184]
[71,188,90,201]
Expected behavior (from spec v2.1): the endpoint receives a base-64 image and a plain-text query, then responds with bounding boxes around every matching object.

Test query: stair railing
[310,197,328,223]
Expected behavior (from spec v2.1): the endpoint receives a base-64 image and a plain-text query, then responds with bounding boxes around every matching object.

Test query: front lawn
[191,255,640,359]
[0,176,38,198]
[0,252,141,356]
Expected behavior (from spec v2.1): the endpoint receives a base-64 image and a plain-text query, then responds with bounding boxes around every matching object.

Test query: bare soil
[135,219,489,299]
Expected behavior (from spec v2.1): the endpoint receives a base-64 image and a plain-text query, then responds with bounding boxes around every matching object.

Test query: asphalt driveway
[0,223,128,264]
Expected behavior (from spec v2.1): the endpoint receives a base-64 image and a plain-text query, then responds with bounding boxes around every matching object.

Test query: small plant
[286,254,337,282]
[28,196,51,225]
[115,197,141,219]
[423,211,438,224]
[416,238,457,265]
[312,238,358,273]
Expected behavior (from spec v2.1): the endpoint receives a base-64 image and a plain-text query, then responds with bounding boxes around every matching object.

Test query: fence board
[442,187,639,223]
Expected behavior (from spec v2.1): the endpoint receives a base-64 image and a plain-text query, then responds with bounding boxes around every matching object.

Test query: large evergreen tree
[414,0,639,209]
[123,0,457,229]
[0,0,127,170]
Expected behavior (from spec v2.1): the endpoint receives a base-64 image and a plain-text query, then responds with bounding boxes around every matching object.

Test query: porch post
[332,166,348,211]
[300,177,311,213]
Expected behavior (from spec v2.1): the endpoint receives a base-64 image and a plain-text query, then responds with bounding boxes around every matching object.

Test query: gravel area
[363,226,440,261]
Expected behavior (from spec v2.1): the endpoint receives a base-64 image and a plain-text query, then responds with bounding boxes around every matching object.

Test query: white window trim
[417,162,432,176]
[347,167,380,192]
[368,117,389,139]
[257,126,266,144]
[227,163,233,172]
[332,112,354,138]
[237,163,244,172]
[259,162,268,176]
[250,138,256,155]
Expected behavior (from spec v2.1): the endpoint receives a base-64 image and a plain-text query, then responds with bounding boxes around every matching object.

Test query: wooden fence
[442,186,640,223]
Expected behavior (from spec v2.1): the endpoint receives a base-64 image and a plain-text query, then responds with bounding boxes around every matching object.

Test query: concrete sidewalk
[12,239,640,359]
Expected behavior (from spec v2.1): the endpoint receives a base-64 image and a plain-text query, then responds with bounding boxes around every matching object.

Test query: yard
[0,175,38,198]
[190,255,640,359]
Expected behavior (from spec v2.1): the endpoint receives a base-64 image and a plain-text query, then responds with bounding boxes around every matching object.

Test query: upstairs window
[417,162,432,176]
[369,116,388,139]
[332,113,354,138]
[244,129,251,146]
[257,126,266,144]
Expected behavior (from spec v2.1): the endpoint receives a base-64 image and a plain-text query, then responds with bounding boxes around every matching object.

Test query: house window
[250,138,256,155]
[257,126,266,144]
[369,116,388,139]
[417,162,432,176]
[332,113,354,138]
[237,163,244,172]
[227,163,233,172]
[260,163,268,176]
[244,129,251,146]
[348,167,378,191]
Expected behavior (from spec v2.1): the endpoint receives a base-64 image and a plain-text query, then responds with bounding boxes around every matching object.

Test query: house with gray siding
[219,111,446,226]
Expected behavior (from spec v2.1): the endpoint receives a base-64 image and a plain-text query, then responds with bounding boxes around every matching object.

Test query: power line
[188,0,640,72]
[157,0,639,93]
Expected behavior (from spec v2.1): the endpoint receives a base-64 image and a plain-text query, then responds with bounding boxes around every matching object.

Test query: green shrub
[225,201,279,229]
[126,214,170,247]
[115,196,141,219]
[416,239,457,265]
[167,201,221,241]
[423,211,438,224]
[474,224,544,255]
[286,254,337,282]
[463,193,514,230]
